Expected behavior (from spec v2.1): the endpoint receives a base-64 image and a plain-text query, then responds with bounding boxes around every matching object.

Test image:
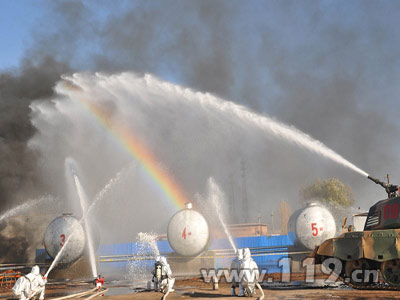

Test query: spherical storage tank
[288,202,336,250]
[167,203,210,257]
[44,213,86,264]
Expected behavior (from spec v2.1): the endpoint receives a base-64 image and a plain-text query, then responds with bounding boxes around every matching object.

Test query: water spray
[45,233,73,277]
[128,232,160,287]
[0,196,54,224]
[207,178,237,253]
[145,74,369,178]
[72,173,98,279]
[45,207,96,277]
[46,160,98,278]
[45,164,127,277]
[66,159,98,278]
[56,73,369,180]
[45,197,96,277]
[90,164,132,215]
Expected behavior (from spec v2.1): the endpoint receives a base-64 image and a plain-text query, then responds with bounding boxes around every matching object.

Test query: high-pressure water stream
[45,165,127,277]
[208,178,237,253]
[72,172,98,278]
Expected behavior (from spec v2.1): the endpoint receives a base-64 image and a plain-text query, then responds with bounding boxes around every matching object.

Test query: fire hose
[49,287,108,300]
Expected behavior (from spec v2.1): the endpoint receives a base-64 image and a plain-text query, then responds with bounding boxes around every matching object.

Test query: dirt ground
[104,288,400,300]
[103,282,400,300]
[3,277,400,300]
[108,277,400,300]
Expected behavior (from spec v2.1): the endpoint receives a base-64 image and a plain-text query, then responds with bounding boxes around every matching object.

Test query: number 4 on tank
[181,227,192,240]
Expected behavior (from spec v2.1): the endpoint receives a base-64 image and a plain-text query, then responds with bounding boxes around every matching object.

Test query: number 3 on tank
[60,234,66,247]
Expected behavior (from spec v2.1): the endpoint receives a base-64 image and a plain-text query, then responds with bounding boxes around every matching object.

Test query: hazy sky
[0,1,40,69]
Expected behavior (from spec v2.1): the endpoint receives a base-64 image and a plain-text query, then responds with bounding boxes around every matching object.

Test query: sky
[0,1,42,69]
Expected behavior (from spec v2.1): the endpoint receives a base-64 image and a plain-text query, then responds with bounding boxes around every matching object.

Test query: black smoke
[0,57,69,261]
[0,217,31,263]
[0,57,70,210]
[0,234,29,263]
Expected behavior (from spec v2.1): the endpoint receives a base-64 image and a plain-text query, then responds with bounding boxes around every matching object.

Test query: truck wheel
[381,259,400,286]
[344,259,372,286]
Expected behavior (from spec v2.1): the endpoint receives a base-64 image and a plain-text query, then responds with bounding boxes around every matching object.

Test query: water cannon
[368,174,399,198]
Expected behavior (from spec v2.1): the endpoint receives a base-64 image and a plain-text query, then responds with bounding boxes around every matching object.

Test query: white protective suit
[152,256,175,297]
[12,266,47,300]
[230,248,243,296]
[239,248,259,297]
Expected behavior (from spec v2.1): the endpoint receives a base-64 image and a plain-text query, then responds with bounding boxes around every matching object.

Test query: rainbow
[76,95,188,210]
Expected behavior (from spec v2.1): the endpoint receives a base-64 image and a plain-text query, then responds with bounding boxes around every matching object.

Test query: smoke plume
[0,57,69,208]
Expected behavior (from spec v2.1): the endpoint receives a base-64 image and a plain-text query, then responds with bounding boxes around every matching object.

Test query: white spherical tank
[167,203,210,257]
[44,214,86,264]
[288,203,336,250]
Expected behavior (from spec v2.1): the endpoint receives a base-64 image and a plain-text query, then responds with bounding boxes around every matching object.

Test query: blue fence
[210,233,296,273]
[37,233,297,275]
